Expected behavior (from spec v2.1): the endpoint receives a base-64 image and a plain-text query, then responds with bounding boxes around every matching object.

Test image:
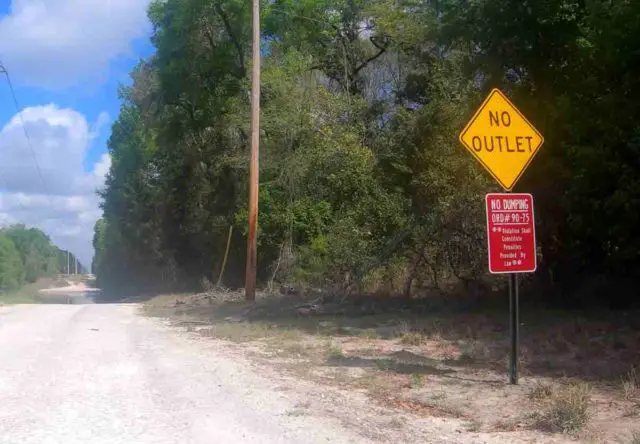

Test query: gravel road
[0,304,369,444]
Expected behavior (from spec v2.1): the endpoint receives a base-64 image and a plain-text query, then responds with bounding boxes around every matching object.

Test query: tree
[1,225,60,283]
[0,234,24,290]
[94,0,640,308]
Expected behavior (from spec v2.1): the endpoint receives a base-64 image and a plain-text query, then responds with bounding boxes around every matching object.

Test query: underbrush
[0,278,57,304]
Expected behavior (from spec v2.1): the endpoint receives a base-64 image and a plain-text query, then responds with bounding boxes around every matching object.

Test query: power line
[0,61,50,201]
[0,62,79,269]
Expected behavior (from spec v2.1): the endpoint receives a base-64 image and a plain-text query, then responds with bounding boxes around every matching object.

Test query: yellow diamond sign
[459,88,544,191]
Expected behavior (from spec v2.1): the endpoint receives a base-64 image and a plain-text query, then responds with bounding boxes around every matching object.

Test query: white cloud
[91,112,111,138]
[0,105,110,269]
[0,0,152,89]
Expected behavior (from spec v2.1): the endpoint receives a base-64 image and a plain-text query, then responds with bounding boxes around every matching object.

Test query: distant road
[38,279,100,294]
[0,304,367,444]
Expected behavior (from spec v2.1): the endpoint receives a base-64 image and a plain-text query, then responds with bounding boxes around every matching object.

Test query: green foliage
[95,0,640,307]
[0,225,69,292]
[2,225,61,283]
[0,234,23,290]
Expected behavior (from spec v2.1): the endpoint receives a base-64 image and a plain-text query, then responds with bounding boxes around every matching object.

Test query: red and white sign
[485,193,536,274]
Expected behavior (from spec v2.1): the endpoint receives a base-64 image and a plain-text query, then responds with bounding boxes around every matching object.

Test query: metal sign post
[458,88,544,385]
[485,192,535,385]
[508,273,519,384]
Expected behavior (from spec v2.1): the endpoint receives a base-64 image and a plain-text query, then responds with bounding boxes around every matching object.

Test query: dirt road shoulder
[144,291,640,443]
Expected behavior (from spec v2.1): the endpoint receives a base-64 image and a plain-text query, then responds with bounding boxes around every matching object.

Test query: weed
[0,278,58,304]
[535,383,591,433]
[439,404,465,418]
[325,342,344,359]
[411,373,423,388]
[282,342,307,356]
[294,400,311,409]
[400,328,426,346]
[205,322,271,342]
[465,420,482,432]
[628,430,640,444]
[395,321,421,344]
[274,327,301,340]
[622,367,640,400]
[360,329,380,339]
[354,371,381,391]
[441,350,455,362]
[550,329,574,353]
[423,396,465,418]
[493,418,519,432]
[458,340,489,364]
[387,417,405,429]
[375,359,391,371]
[528,381,555,400]
[420,319,444,340]
[285,409,306,417]
[623,403,640,418]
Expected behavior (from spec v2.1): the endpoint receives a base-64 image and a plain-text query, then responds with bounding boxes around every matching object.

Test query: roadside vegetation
[94,0,640,312]
[0,277,67,304]
[0,225,80,300]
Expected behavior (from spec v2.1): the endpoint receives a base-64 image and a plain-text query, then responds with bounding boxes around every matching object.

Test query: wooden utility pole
[67,251,70,275]
[75,257,78,275]
[245,0,261,301]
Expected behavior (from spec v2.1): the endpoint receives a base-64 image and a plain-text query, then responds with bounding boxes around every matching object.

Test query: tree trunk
[403,254,422,299]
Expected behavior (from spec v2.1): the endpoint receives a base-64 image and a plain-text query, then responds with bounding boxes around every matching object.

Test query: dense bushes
[95,0,640,307]
[0,225,72,291]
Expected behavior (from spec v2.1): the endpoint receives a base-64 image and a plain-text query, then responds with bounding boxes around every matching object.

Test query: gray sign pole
[508,273,520,384]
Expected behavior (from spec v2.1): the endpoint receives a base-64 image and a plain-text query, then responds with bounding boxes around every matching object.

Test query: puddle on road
[36,292,100,305]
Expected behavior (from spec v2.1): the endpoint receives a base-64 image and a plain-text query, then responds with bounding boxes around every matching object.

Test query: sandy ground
[142,292,640,443]
[0,304,372,444]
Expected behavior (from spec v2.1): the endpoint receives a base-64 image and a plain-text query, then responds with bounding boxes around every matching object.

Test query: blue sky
[0,0,155,267]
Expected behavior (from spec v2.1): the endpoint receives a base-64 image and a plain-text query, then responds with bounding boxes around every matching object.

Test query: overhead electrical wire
[0,62,82,272]
[0,61,52,205]
[0,63,87,273]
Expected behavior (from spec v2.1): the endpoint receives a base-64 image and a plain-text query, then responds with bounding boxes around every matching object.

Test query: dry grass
[400,330,426,346]
[458,340,490,363]
[534,382,592,433]
[280,342,308,356]
[465,420,482,432]
[627,430,640,444]
[0,278,58,304]
[143,292,640,443]
[285,400,311,417]
[397,322,426,346]
[325,341,345,359]
[410,373,423,388]
[623,403,640,418]
[493,418,520,432]
[386,416,406,429]
[359,329,380,339]
[528,381,556,400]
[201,322,271,342]
[622,367,640,401]
[422,399,466,418]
